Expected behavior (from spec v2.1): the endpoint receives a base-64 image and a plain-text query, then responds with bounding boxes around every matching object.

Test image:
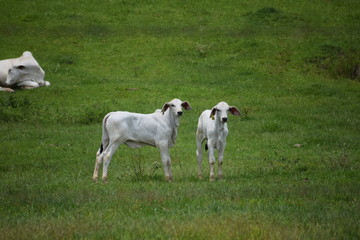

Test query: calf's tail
[99,143,104,154]
[99,113,111,154]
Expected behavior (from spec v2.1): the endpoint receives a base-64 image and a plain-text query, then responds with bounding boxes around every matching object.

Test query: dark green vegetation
[1,0,359,239]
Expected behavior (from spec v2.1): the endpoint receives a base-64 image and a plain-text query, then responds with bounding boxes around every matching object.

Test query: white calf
[0,51,50,92]
[93,98,191,182]
[196,101,240,181]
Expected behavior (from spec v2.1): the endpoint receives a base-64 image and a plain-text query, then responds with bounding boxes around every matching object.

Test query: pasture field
[1,0,359,239]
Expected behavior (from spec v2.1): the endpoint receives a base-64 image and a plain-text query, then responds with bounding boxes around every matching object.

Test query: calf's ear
[182,101,192,110]
[229,106,241,116]
[209,107,217,120]
[161,102,170,114]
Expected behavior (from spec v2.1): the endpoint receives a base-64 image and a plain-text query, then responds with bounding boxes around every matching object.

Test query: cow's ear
[181,101,192,111]
[16,65,26,70]
[229,106,241,116]
[210,107,217,120]
[161,102,170,114]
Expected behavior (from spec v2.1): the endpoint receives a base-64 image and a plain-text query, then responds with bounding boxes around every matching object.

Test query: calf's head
[210,101,241,123]
[161,98,192,116]
[5,52,45,87]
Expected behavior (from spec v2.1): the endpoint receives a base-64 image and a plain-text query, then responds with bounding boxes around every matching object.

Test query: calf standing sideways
[196,102,240,181]
[93,98,191,182]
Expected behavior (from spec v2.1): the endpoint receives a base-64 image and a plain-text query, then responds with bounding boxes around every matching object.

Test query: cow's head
[5,52,46,87]
[210,101,241,123]
[161,98,192,116]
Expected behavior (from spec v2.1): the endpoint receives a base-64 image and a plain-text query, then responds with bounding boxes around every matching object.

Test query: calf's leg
[196,135,204,179]
[101,142,121,182]
[17,81,40,89]
[93,148,103,182]
[207,140,216,182]
[159,146,172,182]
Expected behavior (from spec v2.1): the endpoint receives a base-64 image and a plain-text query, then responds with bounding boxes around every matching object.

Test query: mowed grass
[1,0,360,239]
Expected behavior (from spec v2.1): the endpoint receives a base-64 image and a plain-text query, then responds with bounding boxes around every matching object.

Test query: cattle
[93,98,192,182]
[196,101,241,181]
[0,51,50,92]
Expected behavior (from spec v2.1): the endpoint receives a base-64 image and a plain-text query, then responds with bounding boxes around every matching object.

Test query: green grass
[1,0,360,239]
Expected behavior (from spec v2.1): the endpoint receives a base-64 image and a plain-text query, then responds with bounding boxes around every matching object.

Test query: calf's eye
[17,65,26,70]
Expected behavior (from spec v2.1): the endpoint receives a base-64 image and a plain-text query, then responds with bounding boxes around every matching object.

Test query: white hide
[196,101,240,181]
[0,51,50,92]
[93,98,192,182]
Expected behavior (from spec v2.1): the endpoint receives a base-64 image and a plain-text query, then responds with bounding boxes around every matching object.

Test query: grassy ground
[1,0,359,239]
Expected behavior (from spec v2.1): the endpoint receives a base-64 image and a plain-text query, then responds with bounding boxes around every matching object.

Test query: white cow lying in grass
[93,98,192,182]
[196,101,241,181]
[0,51,50,92]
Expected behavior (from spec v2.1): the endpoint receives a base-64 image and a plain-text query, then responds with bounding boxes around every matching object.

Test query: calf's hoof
[166,176,173,182]
[4,88,15,93]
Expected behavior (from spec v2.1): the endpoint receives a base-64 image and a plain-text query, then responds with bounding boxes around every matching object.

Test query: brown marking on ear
[181,101,192,110]
[210,108,217,119]
[161,103,170,114]
[229,106,241,116]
